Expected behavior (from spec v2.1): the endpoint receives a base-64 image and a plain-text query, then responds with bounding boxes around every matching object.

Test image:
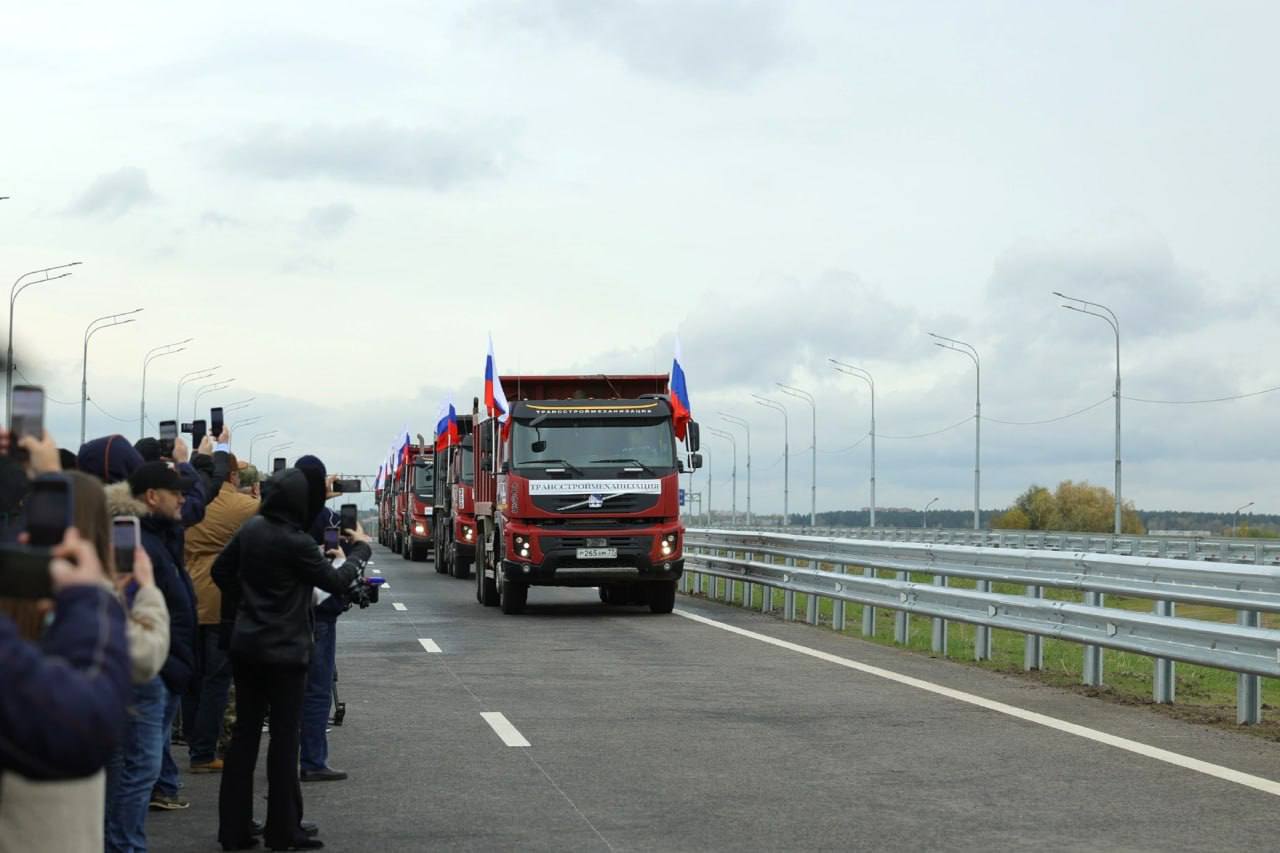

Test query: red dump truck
[432,413,476,578]
[390,440,436,562]
[471,375,701,615]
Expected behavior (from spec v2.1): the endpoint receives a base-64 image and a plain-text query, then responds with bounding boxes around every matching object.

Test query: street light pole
[752,395,789,526]
[1055,292,1123,535]
[265,442,293,470]
[230,416,262,433]
[81,308,144,444]
[718,412,751,525]
[192,378,236,419]
[930,332,983,661]
[249,430,277,465]
[923,497,939,529]
[7,262,81,425]
[175,366,220,423]
[140,338,192,438]
[707,426,737,526]
[929,333,981,531]
[1233,501,1254,537]
[777,383,816,526]
[830,360,877,527]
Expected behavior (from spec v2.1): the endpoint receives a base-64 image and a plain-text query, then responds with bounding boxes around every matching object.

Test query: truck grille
[531,494,659,514]
[540,535,652,552]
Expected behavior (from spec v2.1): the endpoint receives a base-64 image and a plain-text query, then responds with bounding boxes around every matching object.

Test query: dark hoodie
[211,469,367,667]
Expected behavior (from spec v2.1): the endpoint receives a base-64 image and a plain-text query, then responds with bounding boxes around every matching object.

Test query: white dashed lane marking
[392,602,407,611]
[418,638,442,653]
[480,712,530,747]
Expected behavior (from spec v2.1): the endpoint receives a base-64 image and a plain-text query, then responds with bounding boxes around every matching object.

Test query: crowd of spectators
[1,421,371,852]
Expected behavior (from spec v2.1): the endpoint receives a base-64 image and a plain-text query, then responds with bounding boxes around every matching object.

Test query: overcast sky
[3,1,1278,516]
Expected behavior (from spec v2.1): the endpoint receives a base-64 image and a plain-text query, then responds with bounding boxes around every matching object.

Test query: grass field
[683,559,1280,740]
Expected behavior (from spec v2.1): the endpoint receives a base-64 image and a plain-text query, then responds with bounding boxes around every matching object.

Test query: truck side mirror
[688,452,703,471]
[686,421,701,453]
[500,460,510,474]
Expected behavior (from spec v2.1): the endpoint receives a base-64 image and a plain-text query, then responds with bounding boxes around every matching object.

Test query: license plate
[577,547,617,559]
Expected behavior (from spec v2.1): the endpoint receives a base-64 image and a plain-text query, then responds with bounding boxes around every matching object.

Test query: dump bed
[500,374,668,403]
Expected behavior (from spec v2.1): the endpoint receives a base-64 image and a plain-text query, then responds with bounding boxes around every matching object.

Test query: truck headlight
[463,525,474,541]
[661,533,677,556]
[414,523,425,534]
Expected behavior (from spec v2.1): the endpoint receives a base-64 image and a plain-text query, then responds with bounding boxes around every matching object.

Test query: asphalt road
[151,544,1280,852]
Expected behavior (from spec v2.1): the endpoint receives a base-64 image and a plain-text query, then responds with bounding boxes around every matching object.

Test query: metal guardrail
[710,525,1280,565]
[682,528,1280,724]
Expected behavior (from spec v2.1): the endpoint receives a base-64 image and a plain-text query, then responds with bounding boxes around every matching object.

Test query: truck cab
[432,414,476,579]
[472,374,701,615]
[396,444,436,562]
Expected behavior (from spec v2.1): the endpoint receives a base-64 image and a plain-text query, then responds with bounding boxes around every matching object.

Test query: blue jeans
[189,626,232,765]
[154,687,182,797]
[104,676,166,853]
[300,618,336,772]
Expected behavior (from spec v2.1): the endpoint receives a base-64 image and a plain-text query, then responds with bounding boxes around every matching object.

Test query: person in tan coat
[183,448,259,773]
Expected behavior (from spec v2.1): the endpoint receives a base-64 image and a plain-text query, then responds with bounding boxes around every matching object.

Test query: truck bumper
[500,557,684,587]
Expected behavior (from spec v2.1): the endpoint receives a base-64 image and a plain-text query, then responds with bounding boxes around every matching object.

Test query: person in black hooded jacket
[212,461,370,852]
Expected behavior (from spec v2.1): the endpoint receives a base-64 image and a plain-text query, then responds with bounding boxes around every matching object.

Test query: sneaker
[149,792,191,811]
[191,758,224,773]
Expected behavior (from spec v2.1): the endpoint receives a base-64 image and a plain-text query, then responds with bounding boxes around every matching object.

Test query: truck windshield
[459,446,474,485]
[413,464,434,496]
[512,417,675,471]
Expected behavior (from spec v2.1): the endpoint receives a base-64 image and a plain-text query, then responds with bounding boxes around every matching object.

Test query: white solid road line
[418,638,442,653]
[392,602,407,611]
[480,712,531,747]
[676,609,1280,799]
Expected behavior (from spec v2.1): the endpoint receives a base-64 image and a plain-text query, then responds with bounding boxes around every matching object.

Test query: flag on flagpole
[434,401,459,452]
[484,334,509,422]
[669,337,692,440]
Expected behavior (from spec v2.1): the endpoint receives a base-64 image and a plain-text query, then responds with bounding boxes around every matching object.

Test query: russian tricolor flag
[434,401,459,452]
[669,338,692,440]
[484,334,509,422]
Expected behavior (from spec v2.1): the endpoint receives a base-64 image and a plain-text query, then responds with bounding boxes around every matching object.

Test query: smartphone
[323,526,340,551]
[340,503,358,532]
[26,474,73,548]
[209,407,224,438]
[112,516,139,575]
[333,479,362,494]
[10,385,44,455]
[190,419,207,450]
[0,544,54,599]
[272,457,286,473]
[159,420,178,458]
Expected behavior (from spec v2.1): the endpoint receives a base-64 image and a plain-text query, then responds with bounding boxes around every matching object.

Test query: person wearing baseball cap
[128,461,200,817]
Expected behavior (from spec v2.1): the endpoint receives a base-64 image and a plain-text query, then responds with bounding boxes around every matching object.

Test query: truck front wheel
[450,544,471,579]
[499,577,527,614]
[648,580,677,614]
[475,535,498,606]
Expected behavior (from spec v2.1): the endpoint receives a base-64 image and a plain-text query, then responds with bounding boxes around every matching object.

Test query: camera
[345,575,383,609]
[332,479,361,494]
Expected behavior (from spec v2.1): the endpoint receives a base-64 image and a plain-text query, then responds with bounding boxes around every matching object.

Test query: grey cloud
[496,0,795,89]
[302,202,356,238]
[67,167,155,218]
[985,235,1223,340]
[219,122,506,189]
[581,270,927,390]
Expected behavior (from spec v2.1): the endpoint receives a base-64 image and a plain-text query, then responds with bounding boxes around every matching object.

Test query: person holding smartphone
[212,456,370,851]
[183,435,260,776]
